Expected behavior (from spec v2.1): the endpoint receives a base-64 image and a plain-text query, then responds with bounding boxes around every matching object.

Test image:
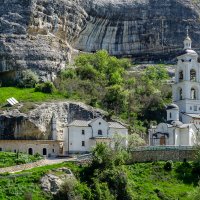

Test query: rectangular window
[82,130,85,135]
[194,106,197,111]
[82,141,85,146]
[98,130,102,135]
[52,149,55,153]
[190,106,193,110]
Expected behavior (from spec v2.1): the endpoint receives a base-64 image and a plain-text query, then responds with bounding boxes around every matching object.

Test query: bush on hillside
[35,81,55,94]
[60,69,76,79]
[164,160,173,171]
[17,69,39,88]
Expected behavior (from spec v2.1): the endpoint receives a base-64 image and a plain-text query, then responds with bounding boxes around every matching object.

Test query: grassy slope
[0,162,196,200]
[125,162,194,200]
[0,162,80,200]
[0,87,65,105]
[0,152,42,168]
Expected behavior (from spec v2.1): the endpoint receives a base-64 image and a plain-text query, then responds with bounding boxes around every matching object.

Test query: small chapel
[149,31,200,146]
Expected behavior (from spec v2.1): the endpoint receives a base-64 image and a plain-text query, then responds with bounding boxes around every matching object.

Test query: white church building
[63,117,128,154]
[149,32,200,146]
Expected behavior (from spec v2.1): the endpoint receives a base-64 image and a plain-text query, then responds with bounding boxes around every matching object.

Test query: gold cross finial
[186,26,189,37]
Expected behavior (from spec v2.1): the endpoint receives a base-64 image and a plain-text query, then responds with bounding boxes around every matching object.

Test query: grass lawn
[0,87,66,105]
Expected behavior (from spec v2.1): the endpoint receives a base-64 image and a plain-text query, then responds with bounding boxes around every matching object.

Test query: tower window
[194,106,197,111]
[179,88,183,100]
[179,71,183,81]
[82,130,85,135]
[190,69,196,81]
[82,141,85,146]
[191,88,197,100]
[190,106,193,110]
[170,112,172,119]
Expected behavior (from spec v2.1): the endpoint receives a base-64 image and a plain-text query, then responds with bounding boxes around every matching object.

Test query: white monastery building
[149,32,200,146]
[64,117,128,154]
[0,115,127,156]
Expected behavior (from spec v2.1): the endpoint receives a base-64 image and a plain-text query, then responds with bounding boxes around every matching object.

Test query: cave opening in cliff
[0,71,16,86]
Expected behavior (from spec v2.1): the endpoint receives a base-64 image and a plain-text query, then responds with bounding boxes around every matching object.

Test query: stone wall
[130,149,196,163]
[0,140,62,157]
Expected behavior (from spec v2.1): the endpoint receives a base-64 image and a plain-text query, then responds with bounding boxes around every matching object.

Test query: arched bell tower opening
[190,69,196,81]
[179,70,183,82]
[191,88,198,100]
[179,88,183,100]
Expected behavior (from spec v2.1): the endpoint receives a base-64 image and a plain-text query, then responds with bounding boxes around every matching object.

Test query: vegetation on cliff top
[0,50,171,132]
[56,50,171,131]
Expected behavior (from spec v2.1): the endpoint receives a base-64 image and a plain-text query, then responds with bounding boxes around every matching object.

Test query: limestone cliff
[1,0,200,80]
[0,102,105,140]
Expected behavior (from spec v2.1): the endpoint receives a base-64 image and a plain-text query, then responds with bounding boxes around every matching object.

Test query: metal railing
[131,145,195,151]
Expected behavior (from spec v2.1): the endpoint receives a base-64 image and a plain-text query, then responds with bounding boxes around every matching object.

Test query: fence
[130,146,196,162]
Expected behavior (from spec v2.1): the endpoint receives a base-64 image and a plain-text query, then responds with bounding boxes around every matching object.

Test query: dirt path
[0,157,76,174]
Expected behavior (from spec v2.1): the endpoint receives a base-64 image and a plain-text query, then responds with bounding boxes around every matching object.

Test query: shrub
[35,81,55,94]
[55,179,92,200]
[61,69,76,79]
[164,160,173,171]
[17,69,39,88]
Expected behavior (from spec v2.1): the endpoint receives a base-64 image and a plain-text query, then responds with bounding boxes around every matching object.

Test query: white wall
[109,128,128,147]
[67,126,92,153]
[90,118,109,138]
[64,119,128,153]
[179,128,189,145]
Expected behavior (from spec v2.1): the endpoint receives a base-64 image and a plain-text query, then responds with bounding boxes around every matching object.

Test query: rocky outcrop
[0,101,105,140]
[40,167,74,194]
[1,0,200,80]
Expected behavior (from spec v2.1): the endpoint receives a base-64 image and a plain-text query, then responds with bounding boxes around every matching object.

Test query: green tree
[103,85,128,114]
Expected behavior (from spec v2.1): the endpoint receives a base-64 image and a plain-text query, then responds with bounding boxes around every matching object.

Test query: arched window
[191,88,197,100]
[190,69,196,81]
[179,88,183,100]
[98,130,102,135]
[179,71,183,81]
[28,148,33,155]
[43,148,47,156]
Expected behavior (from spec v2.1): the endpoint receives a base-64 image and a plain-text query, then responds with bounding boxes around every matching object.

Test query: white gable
[89,118,109,138]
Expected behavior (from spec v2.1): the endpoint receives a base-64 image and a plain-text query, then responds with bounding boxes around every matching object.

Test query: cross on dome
[186,26,189,37]
[184,26,192,49]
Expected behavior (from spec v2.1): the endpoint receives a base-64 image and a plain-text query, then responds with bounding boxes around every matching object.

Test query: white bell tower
[172,28,200,115]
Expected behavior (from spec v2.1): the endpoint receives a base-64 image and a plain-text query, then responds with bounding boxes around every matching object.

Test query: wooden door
[160,136,166,145]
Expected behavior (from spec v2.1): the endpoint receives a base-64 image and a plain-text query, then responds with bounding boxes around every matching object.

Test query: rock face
[0,101,105,140]
[1,0,200,80]
[40,167,74,194]
[0,0,87,81]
